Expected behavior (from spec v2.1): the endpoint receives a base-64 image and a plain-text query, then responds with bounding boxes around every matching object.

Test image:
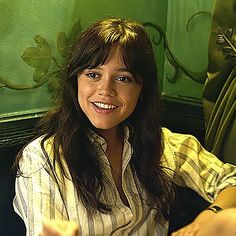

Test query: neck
[96,126,123,144]
[97,126,124,164]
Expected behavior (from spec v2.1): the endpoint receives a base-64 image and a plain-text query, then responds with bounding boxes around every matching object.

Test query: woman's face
[77,46,142,131]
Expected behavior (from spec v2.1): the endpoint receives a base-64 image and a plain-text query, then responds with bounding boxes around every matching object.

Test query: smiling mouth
[93,102,118,110]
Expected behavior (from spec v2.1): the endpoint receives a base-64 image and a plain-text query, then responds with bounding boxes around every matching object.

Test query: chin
[93,125,115,130]
[90,122,118,131]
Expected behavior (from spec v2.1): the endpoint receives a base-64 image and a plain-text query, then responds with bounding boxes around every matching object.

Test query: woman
[14,17,236,236]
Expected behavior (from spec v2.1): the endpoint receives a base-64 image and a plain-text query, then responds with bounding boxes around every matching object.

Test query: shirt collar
[87,129,107,153]
[87,125,132,153]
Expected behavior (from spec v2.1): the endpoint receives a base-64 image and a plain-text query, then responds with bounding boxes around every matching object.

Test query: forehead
[102,46,125,66]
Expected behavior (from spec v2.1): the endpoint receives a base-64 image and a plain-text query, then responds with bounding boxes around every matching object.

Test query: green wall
[163,0,215,101]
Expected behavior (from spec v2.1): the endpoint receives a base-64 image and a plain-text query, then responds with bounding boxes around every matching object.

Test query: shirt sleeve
[162,128,236,203]
[13,138,69,236]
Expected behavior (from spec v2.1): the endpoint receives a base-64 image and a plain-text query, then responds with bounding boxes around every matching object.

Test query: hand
[171,209,216,236]
[171,221,201,236]
[39,220,79,236]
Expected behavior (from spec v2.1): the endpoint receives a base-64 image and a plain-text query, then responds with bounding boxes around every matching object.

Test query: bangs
[85,43,113,69]
[120,44,144,84]
[67,40,113,78]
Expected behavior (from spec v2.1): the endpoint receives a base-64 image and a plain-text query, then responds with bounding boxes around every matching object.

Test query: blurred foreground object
[203,0,236,164]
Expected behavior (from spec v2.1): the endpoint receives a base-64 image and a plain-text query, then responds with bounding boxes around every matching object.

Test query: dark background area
[0,98,209,236]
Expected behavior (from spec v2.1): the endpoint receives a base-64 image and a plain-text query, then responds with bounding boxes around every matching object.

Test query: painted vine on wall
[0,19,81,97]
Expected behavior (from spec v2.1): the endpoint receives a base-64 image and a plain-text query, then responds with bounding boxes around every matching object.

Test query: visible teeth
[94,102,117,109]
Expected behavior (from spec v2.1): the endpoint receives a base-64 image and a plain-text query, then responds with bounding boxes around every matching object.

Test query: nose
[98,78,116,97]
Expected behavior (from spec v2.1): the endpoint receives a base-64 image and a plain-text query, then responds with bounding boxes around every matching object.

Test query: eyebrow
[92,66,132,74]
[117,67,132,73]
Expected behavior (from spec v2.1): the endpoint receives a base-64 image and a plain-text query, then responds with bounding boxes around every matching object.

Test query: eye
[86,72,100,79]
[116,76,132,82]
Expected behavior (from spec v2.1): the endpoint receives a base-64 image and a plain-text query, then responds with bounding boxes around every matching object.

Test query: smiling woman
[13,17,236,236]
[77,46,142,130]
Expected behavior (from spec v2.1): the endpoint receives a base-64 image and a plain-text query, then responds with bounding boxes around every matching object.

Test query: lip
[92,101,119,114]
[92,100,119,106]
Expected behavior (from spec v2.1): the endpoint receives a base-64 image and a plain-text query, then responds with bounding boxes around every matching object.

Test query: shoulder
[161,127,202,167]
[162,127,201,150]
[18,136,53,176]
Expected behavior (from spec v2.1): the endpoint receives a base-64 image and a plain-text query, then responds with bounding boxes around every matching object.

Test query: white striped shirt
[13,127,236,236]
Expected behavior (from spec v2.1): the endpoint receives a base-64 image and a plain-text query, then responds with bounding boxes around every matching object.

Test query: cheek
[77,81,87,108]
[77,87,88,108]
[77,85,82,102]
[132,88,142,110]
[124,88,141,109]
[77,82,94,113]
[77,78,87,99]
[77,84,83,96]
[132,87,142,103]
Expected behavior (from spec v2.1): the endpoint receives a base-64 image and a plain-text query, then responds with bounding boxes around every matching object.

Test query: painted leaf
[47,74,62,94]
[57,31,69,58]
[68,19,81,45]
[21,35,51,82]
[56,19,81,59]
[33,63,49,83]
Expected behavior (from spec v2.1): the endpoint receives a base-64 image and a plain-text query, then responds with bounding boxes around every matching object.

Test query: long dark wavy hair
[16,17,174,219]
